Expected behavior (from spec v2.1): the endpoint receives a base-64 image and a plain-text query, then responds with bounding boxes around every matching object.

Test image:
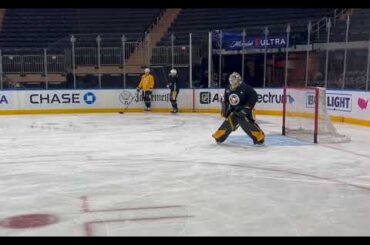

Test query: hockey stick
[118,91,138,114]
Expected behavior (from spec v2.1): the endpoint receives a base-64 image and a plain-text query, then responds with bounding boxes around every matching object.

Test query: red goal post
[282,86,348,144]
[282,86,319,143]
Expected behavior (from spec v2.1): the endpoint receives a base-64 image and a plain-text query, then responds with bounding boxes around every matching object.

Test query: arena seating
[1,8,360,89]
[323,8,370,42]
[158,8,334,46]
[0,8,162,48]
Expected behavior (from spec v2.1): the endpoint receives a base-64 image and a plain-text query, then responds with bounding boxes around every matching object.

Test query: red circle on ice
[0,214,58,229]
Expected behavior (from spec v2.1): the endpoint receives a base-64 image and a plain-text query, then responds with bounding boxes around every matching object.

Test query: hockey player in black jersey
[167,69,180,113]
[212,72,265,145]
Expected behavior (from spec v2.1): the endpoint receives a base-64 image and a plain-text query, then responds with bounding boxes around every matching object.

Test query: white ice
[1,113,370,236]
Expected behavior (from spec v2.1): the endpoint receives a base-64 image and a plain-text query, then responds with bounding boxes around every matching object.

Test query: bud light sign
[306,92,352,112]
[326,93,352,112]
[306,92,315,108]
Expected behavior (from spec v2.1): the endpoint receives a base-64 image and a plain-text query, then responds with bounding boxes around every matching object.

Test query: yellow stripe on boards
[255,110,282,116]
[330,116,370,127]
[0,108,221,115]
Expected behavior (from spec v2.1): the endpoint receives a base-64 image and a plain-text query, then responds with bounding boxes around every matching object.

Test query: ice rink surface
[1,113,370,236]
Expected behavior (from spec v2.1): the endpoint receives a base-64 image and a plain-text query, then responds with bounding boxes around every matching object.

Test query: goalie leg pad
[235,114,265,144]
[212,113,239,143]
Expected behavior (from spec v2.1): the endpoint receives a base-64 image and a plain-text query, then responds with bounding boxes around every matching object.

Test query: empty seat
[0,8,163,48]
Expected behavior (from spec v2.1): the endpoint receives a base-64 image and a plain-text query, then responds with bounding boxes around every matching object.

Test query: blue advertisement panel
[212,31,290,50]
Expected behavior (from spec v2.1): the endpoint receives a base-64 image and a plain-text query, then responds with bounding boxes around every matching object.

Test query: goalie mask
[229,72,242,90]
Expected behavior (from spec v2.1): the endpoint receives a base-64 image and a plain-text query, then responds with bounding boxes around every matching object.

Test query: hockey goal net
[282,86,349,143]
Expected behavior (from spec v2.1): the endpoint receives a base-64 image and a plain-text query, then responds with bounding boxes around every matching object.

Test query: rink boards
[0,88,370,126]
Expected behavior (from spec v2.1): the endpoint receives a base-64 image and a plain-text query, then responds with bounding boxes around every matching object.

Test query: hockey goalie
[212,72,265,145]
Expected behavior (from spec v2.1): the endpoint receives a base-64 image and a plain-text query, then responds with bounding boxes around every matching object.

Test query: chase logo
[83,92,96,105]
[200,92,211,104]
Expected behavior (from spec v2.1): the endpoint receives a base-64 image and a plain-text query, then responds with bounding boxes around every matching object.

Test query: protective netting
[284,87,350,143]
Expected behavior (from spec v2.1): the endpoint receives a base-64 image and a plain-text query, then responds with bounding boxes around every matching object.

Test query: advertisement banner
[194,89,224,110]
[324,90,370,121]
[0,88,370,126]
[116,89,194,110]
[212,31,290,50]
[193,88,290,111]
[326,92,352,112]
[0,92,13,109]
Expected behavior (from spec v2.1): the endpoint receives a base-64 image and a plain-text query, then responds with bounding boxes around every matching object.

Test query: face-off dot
[0,214,58,229]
